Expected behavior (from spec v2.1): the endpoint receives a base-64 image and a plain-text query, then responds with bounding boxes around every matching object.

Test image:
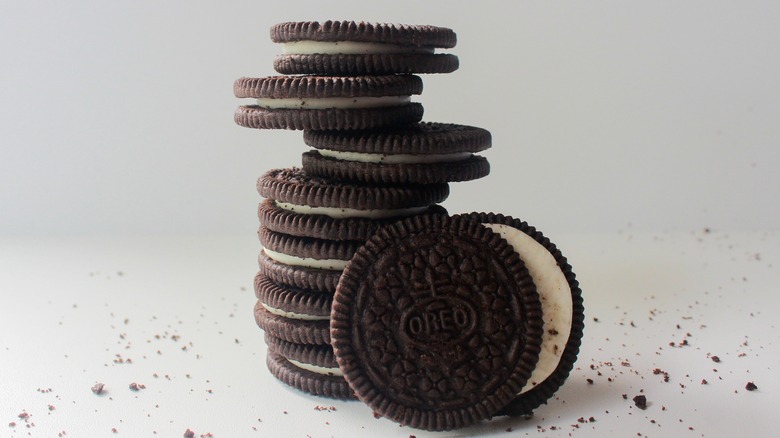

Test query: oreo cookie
[266,349,355,400]
[257,226,357,292]
[302,122,491,184]
[271,21,458,76]
[258,167,449,233]
[265,333,339,369]
[259,226,360,268]
[330,214,544,431]
[258,250,342,293]
[234,75,423,130]
[258,198,448,241]
[254,271,332,320]
[254,297,330,345]
[457,212,584,416]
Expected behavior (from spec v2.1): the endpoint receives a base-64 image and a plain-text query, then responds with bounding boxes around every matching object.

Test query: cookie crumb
[632,395,648,410]
[183,429,195,438]
[91,383,105,394]
[711,356,721,363]
[745,382,758,391]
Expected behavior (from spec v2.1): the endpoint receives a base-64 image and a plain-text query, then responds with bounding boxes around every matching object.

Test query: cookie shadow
[436,379,621,437]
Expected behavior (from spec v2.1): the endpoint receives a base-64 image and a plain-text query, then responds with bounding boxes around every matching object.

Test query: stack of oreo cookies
[234,21,584,431]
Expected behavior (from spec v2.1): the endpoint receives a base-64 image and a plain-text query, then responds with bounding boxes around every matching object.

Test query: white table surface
[1,230,777,437]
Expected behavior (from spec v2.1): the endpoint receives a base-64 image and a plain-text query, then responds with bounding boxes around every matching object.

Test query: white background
[2,1,779,236]
[1,3,779,437]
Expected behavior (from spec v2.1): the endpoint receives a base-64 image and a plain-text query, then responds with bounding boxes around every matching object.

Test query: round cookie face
[458,212,584,416]
[330,214,543,431]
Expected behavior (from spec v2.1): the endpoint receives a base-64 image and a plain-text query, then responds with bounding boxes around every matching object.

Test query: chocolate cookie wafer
[457,212,584,416]
[302,122,491,184]
[331,214,544,431]
[234,75,423,130]
[271,21,458,76]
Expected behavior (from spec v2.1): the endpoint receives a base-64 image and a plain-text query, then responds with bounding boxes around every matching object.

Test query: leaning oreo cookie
[234,75,423,130]
[331,214,544,431]
[258,199,448,241]
[271,21,458,76]
[258,168,449,239]
[302,122,491,184]
[457,212,584,416]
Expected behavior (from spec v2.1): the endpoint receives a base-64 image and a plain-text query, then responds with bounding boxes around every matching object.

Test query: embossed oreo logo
[401,297,477,346]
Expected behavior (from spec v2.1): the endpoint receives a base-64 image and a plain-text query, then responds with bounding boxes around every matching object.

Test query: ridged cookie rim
[271,21,456,48]
[234,75,423,99]
[273,53,458,76]
[234,103,423,131]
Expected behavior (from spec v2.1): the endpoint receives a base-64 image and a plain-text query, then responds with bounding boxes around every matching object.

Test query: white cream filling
[282,40,435,55]
[275,201,428,220]
[255,95,410,110]
[316,149,473,164]
[262,303,329,321]
[263,247,347,271]
[483,223,573,395]
[287,358,344,377]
